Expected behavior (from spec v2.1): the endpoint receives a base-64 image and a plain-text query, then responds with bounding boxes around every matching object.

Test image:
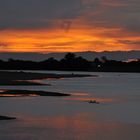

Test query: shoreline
[0,71,93,86]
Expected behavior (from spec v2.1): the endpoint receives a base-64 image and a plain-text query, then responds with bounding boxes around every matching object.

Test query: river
[0,71,140,140]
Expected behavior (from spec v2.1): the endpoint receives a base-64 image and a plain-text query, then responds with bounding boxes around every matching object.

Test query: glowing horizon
[0,26,140,53]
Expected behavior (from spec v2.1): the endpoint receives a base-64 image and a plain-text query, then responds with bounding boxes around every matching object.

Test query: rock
[88,100,100,104]
[0,115,16,120]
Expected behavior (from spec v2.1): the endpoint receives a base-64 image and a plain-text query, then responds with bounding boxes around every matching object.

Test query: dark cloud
[0,0,140,34]
[117,40,140,45]
[92,0,140,32]
[0,42,9,47]
[0,0,82,29]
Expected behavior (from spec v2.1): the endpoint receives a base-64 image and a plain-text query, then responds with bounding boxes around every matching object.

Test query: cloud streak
[0,0,140,52]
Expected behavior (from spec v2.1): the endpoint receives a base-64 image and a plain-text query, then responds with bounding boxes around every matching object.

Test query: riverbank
[0,71,93,85]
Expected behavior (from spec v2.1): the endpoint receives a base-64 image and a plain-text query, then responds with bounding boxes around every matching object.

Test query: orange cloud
[0,26,140,53]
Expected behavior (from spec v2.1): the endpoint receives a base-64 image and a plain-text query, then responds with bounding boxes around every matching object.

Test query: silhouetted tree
[0,53,140,72]
[64,53,76,60]
[93,57,101,65]
[101,56,108,63]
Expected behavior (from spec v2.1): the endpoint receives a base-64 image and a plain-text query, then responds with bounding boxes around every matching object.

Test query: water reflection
[0,113,140,140]
[0,71,140,140]
[72,92,89,96]
[66,91,117,103]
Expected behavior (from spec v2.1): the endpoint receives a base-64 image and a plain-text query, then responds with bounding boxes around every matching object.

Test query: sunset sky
[0,0,140,53]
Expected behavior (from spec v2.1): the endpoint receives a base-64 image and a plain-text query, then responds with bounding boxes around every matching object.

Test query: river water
[0,71,140,140]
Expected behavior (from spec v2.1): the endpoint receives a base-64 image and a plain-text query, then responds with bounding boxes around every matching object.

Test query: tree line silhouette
[0,53,140,72]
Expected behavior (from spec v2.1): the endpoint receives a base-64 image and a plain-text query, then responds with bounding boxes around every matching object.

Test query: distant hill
[0,51,140,61]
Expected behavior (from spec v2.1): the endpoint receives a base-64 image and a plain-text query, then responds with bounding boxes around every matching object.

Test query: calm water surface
[0,71,140,140]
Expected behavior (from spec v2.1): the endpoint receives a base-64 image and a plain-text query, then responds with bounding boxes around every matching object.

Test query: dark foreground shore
[0,115,16,120]
[0,71,93,85]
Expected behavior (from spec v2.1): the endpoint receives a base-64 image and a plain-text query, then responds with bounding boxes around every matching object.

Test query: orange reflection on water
[19,113,140,140]
[72,92,89,96]
[22,113,97,130]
